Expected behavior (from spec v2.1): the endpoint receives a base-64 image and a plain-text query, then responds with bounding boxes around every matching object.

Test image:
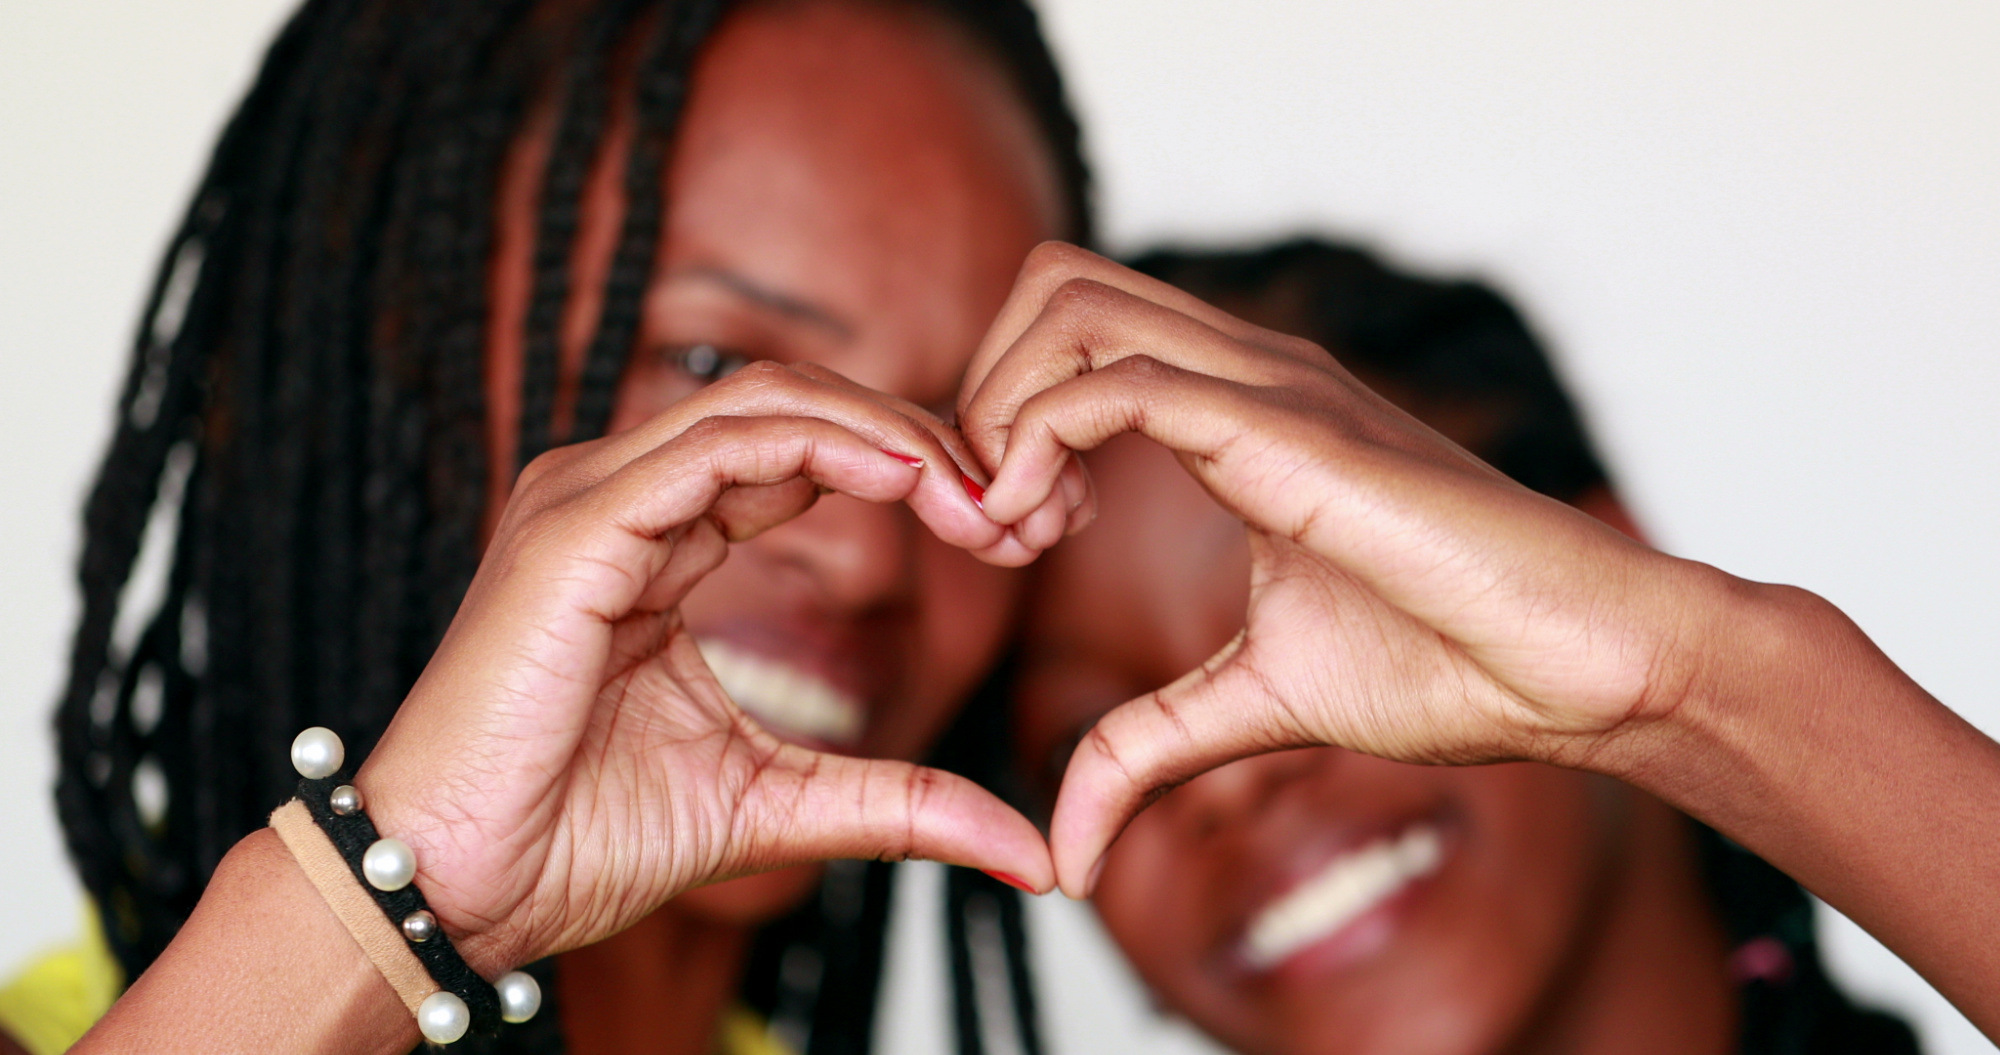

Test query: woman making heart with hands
[82,364,1083,1053]
[959,243,2000,1042]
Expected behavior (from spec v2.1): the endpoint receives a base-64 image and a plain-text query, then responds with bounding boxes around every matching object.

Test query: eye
[666,343,752,384]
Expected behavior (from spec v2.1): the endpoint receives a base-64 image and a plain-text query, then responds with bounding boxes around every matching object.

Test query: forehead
[659,0,1061,397]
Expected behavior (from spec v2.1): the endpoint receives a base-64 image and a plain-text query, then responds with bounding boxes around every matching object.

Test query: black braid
[515,0,647,470]
[935,664,1047,1055]
[56,0,345,965]
[567,0,730,444]
[56,2,1093,1053]
[1128,238,1611,503]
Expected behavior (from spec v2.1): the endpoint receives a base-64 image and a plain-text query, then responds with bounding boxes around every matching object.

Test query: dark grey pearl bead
[402,909,438,943]
[328,784,363,816]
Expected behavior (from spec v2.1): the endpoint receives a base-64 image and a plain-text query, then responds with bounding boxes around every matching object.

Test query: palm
[354,378,1056,969]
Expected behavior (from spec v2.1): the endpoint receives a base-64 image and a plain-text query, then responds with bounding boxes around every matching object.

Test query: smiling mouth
[697,637,865,749]
[1240,823,1444,971]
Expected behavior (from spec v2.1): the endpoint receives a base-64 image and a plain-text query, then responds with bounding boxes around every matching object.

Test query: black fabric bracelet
[295,776,503,1036]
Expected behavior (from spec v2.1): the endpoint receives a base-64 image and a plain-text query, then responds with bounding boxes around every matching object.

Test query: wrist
[79,829,416,1055]
[348,760,538,979]
[284,730,550,1042]
[1596,566,1902,816]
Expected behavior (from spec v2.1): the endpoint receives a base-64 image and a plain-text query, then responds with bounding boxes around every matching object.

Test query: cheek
[1455,766,1617,931]
[1401,767,1622,1029]
[1091,808,1214,999]
[917,532,1015,654]
[876,533,1018,757]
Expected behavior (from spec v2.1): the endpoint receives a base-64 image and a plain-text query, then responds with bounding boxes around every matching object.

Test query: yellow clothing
[717,1005,802,1055]
[0,912,795,1055]
[0,911,121,1055]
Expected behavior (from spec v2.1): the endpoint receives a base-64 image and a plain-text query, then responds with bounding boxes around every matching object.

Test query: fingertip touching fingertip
[981,869,1042,895]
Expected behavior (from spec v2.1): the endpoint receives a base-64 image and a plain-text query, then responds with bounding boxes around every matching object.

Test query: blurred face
[487,0,1061,919]
[1016,434,1638,1055]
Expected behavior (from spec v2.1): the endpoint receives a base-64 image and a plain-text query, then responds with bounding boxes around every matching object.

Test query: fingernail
[881,450,925,468]
[960,472,986,509]
[983,869,1036,894]
[1083,856,1107,898]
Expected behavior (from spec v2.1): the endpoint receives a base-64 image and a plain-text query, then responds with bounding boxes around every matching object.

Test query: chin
[674,864,827,925]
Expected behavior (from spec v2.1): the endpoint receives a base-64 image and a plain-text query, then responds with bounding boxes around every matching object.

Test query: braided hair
[53,0,1089,1050]
[1128,238,1610,503]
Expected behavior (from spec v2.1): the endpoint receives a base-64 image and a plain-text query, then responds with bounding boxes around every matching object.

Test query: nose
[1172,748,1334,842]
[744,491,911,611]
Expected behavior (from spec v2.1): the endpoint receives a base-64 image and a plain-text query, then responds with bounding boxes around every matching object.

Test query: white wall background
[1,1,1994,1051]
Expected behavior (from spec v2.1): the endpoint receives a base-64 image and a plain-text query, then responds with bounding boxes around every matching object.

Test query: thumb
[735,746,1055,893]
[1046,633,1311,898]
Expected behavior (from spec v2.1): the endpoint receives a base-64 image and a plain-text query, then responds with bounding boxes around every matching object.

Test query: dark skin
[65,1,1073,1051]
[37,4,2000,1048]
[493,1,1065,1051]
[957,243,2000,1044]
[1016,432,1734,1055]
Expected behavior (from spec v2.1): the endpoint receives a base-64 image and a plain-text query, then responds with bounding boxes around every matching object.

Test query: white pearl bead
[289,727,344,780]
[417,990,470,1044]
[361,837,416,892]
[496,970,542,1024]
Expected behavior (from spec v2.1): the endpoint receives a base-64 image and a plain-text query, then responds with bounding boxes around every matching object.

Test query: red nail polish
[960,472,986,508]
[880,450,925,468]
[983,869,1035,893]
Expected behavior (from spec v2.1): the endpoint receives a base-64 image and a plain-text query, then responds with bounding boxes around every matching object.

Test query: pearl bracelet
[273,727,541,1044]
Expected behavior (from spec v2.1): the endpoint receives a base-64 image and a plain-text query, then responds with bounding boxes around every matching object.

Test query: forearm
[1616,576,2000,1039]
[74,828,418,1055]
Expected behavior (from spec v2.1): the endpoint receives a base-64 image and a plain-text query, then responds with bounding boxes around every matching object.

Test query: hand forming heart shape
[353,360,1084,975]
[347,242,1744,971]
[956,243,1729,898]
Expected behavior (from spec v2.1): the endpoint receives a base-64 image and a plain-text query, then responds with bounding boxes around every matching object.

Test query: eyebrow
[675,264,855,342]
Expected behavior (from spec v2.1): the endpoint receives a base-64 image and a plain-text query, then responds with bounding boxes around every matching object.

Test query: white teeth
[696,638,864,748]
[1242,824,1443,970]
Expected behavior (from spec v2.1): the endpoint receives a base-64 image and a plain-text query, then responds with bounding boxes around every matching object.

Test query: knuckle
[1272,333,1331,364]
[677,414,751,451]
[1047,276,1115,320]
[1104,352,1170,383]
[723,358,795,390]
[788,361,844,385]
[1023,239,1091,280]
[513,446,571,493]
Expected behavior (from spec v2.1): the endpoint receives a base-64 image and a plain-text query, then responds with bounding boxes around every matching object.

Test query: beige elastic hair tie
[270,798,439,1014]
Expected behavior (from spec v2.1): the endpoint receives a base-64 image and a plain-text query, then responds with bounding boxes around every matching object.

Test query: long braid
[566,0,731,444]
[928,662,1048,1055]
[514,0,648,470]
[54,0,352,968]
[411,0,547,684]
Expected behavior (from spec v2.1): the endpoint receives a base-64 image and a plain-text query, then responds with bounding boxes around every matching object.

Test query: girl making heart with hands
[962,243,2000,1044]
